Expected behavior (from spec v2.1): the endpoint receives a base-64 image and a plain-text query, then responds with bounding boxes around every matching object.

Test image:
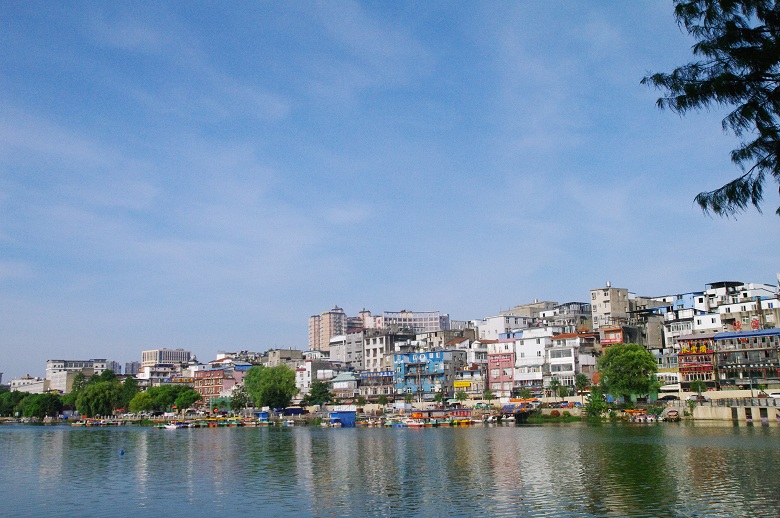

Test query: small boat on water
[162,421,191,429]
[404,418,425,428]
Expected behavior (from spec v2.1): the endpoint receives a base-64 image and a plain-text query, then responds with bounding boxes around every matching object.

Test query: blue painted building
[393,350,466,400]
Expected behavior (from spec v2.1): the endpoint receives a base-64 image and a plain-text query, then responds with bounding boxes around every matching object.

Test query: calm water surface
[1,422,779,517]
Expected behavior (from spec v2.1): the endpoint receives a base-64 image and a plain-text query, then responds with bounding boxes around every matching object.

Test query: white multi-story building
[546,332,599,386]
[10,375,47,394]
[295,358,338,398]
[141,349,192,369]
[477,315,531,340]
[45,359,120,392]
[515,327,561,392]
[363,332,394,372]
[46,359,113,380]
[500,300,558,318]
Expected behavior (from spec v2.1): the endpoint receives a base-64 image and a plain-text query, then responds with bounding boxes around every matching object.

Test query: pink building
[486,339,515,398]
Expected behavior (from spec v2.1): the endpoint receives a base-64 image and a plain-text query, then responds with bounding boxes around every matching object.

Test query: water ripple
[0,422,778,517]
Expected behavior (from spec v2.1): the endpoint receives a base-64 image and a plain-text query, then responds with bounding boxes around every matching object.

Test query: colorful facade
[393,350,466,400]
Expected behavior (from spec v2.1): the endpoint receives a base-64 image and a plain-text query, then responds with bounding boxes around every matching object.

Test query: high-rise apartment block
[308,306,347,351]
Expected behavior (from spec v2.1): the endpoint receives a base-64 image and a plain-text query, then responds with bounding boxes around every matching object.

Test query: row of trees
[0,390,63,419]
[0,344,659,418]
[127,384,201,415]
[0,370,202,418]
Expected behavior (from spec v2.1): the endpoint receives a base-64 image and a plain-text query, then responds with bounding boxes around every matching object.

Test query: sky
[1,2,778,380]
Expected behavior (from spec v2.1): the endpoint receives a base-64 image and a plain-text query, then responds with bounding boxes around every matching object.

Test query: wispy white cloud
[85,6,291,123]
[299,1,430,101]
[0,107,119,168]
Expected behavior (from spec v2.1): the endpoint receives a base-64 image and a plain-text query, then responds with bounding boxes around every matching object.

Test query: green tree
[548,378,562,400]
[18,393,63,419]
[455,390,468,404]
[77,381,121,417]
[584,385,608,418]
[229,385,250,412]
[145,385,192,412]
[514,388,533,400]
[404,393,413,404]
[355,395,367,406]
[575,373,590,405]
[377,394,389,406]
[301,381,332,407]
[0,390,29,416]
[433,392,443,404]
[174,388,201,413]
[597,343,659,401]
[62,372,89,408]
[643,0,780,216]
[556,384,570,400]
[118,376,140,411]
[128,392,154,414]
[98,369,117,383]
[244,365,297,409]
[71,372,88,393]
[483,388,495,402]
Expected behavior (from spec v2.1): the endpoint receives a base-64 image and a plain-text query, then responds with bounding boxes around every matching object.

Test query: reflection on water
[1,422,779,517]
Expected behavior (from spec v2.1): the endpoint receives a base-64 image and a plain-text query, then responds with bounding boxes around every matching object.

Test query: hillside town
[4,277,780,412]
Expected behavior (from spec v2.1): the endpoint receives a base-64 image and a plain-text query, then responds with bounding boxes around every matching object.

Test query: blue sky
[1,2,778,380]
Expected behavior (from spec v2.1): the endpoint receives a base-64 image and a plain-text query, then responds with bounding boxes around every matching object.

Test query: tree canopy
[575,374,590,395]
[76,381,122,417]
[18,393,63,419]
[244,365,297,409]
[597,343,659,400]
[146,385,199,412]
[643,0,780,216]
[128,392,154,414]
[118,376,140,410]
[301,380,332,407]
[0,390,29,416]
[230,385,249,412]
[548,377,562,400]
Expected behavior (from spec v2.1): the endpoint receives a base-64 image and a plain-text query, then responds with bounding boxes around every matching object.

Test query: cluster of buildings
[5,277,780,408]
[304,279,780,401]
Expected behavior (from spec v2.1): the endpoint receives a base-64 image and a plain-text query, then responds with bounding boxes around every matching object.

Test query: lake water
[1,422,779,517]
